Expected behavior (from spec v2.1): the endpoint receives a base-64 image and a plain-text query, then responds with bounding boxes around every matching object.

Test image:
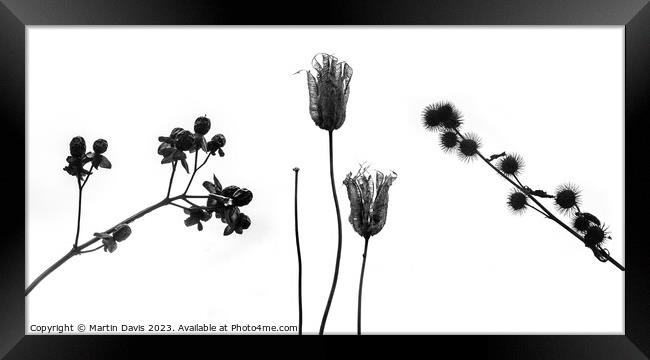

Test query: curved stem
[25,192,211,296]
[25,249,78,296]
[79,244,104,254]
[293,167,303,335]
[319,130,343,335]
[357,236,370,335]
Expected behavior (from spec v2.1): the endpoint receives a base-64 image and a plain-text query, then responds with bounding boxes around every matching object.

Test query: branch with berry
[421,101,624,271]
[26,116,253,296]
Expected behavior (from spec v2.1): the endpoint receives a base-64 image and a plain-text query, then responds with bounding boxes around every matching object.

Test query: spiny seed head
[93,139,108,154]
[457,133,481,161]
[554,183,581,213]
[194,116,211,135]
[69,136,86,157]
[499,154,524,177]
[573,215,591,233]
[584,224,607,247]
[422,102,462,132]
[439,131,458,152]
[507,190,528,213]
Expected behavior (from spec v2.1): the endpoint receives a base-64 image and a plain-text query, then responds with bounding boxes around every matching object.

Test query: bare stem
[166,162,177,199]
[293,167,303,335]
[183,152,200,195]
[169,202,191,211]
[319,130,343,335]
[25,192,211,296]
[525,204,548,218]
[357,236,370,335]
[73,177,83,248]
[78,244,104,254]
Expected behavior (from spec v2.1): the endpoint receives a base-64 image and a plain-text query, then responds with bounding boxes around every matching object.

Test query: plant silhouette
[26,116,254,296]
[343,165,397,335]
[421,101,624,271]
[297,53,353,334]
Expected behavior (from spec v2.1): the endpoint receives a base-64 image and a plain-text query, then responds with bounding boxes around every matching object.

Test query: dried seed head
[102,237,117,253]
[507,190,528,213]
[170,127,185,139]
[232,188,253,207]
[305,53,353,131]
[439,131,458,152]
[194,116,211,135]
[458,133,481,161]
[554,183,581,213]
[212,134,226,148]
[583,224,607,247]
[221,185,240,199]
[572,215,591,232]
[422,102,462,131]
[69,136,86,157]
[93,139,108,155]
[112,224,132,242]
[238,213,251,230]
[176,130,195,151]
[499,154,524,177]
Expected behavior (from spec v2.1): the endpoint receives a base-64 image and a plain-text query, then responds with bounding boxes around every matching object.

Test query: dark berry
[194,116,211,135]
[93,139,108,154]
[69,136,86,157]
[176,130,194,151]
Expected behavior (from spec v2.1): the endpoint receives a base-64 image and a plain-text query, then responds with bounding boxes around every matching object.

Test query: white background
[27,27,624,334]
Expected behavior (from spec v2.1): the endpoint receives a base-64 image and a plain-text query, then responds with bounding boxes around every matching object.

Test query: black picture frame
[1,0,648,358]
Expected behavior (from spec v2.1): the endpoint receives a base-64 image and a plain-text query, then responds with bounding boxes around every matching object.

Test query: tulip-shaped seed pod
[300,53,354,334]
[343,167,397,239]
[343,165,397,335]
[306,53,353,131]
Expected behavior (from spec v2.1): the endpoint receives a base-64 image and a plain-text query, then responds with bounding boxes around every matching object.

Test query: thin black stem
[182,198,201,208]
[183,152,201,195]
[73,177,83,248]
[454,129,624,271]
[293,167,303,335]
[169,202,191,211]
[25,249,77,296]
[78,244,104,254]
[197,153,211,172]
[357,236,370,335]
[25,193,211,296]
[319,130,343,335]
[525,204,548,218]
[166,162,177,199]
[81,171,92,189]
[512,174,525,189]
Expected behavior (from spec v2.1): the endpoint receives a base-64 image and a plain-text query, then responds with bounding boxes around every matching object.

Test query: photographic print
[25,27,624,336]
